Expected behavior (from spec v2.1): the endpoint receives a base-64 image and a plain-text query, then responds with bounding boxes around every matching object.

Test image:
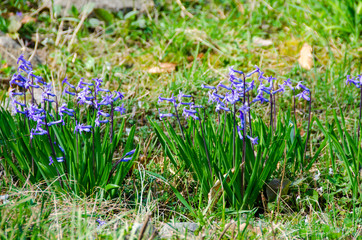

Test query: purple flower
[49,156,64,165]
[30,119,47,139]
[63,86,76,96]
[208,91,217,103]
[95,116,109,126]
[27,104,45,121]
[224,90,239,104]
[217,83,233,91]
[62,77,76,89]
[93,78,110,94]
[252,91,269,104]
[17,54,32,70]
[30,128,48,139]
[182,108,199,120]
[158,94,176,104]
[77,87,94,105]
[77,78,94,89]
[296,81,310,92]
[239,111,245,130]
[59,145,65,153]
[114,103,126,115]
[49,156,54,165]
[239,102,249,114]
[201,84,216,90]
[98,110,110,117]
[229,66,244,75]
[247,135,258,145]
[59,103,75,117]
[283,79,294,90]
[215,102,230,112]
[178,91,192,103]
[212,92,225,100]
[246,80,255,92]
[246,66,260,78]
[113,91,125,101]
[74,122,92,134]
[258,71,266,82]
[119,149,136,162]
[266,76,276,83]
[41,83,56,103]
[257,83,271,95]
[272,84,286,95]
[296,90,310,101]
[191,104,204,109]
[96,219,106,226]
[98,93,113,106]
[179,102,193,106]
[159,110,174,120]
[47,119,63,126]
[237,126,244,139]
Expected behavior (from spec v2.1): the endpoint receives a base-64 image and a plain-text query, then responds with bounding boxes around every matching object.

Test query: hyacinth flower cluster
[346,74,362,140]
[8,55,135,188]
[158,65,313,176]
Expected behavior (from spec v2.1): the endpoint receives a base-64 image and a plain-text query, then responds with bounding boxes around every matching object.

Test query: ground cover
[0,0,362,239]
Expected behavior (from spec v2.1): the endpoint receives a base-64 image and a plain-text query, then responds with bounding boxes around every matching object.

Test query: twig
[303,93,312,164]
[358,88,362,142]
[67,10,92,52]
[175,0,194,18]
[28,32,39,62]
[138,214,151,240]
[218,221,235,240]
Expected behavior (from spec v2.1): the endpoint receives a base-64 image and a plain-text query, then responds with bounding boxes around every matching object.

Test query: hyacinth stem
[241,73,246,197]
[43,109,64,189]
[23,87,27,126]
[273,94,277,129]
[174,104,185,140]
[292,89,296,136]
[358,88,362,142]
[92,128,96,176]
[30,76,35,105]
[303,93,312,164]
[197,112,212,177]
[222,112,226,144]
[247,92,253,138]
[232,103,236,168]
[218,112,220,126]
[270,93,273,134]
[110,102,114,143]
[74,111,80,170]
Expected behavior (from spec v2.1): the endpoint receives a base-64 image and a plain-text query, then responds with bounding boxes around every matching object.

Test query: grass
[0,0,362,238]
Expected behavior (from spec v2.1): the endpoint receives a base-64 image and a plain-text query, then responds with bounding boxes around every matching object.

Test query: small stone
[265,178,291,202]
[253,37,273,47]
[131,222,156,239]
[43,0,154,13]
[0,36,44,68]
[159,222,199,238]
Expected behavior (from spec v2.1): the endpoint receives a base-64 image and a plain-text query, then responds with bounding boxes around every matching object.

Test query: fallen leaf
[298,43,313,70]
[239,223,262,235]
[21,15,36,24]
[253,37,273,47]
[7,15,22,33]
[186,53,204,62]
[207,162,244,211]
[147,63,176,74]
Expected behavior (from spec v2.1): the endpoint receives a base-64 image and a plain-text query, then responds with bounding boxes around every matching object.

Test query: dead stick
[218,221,235,240]
[138,214,151,240]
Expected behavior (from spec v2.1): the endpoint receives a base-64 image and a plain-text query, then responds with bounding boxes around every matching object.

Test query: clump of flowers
[7,54,136,192]
[158,65,312,166]
[155,65,313,208]
[346,74,362,140]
